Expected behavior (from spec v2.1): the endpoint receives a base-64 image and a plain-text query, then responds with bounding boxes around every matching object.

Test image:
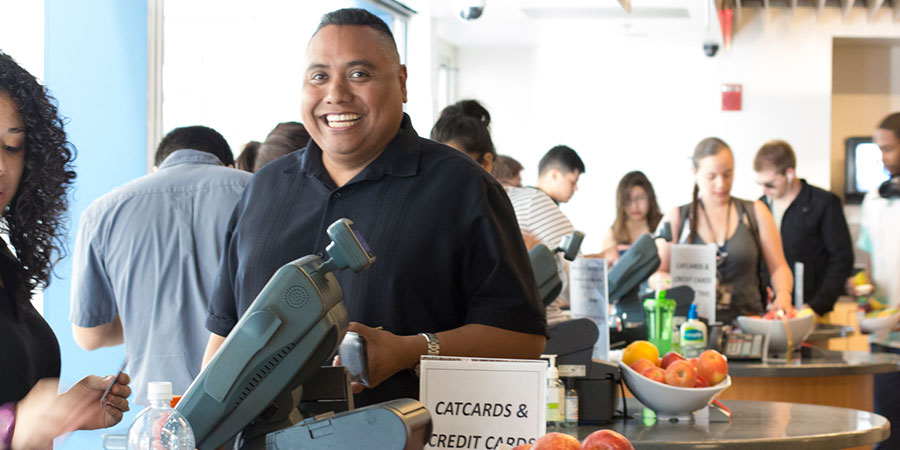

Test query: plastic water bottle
[126,382,195,450]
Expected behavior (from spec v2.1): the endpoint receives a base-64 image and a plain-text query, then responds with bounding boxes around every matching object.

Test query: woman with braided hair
[654,137,793,325]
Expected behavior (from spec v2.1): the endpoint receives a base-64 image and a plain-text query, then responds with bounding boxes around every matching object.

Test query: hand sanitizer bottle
[545,355,565,431]
[680,304,708,358]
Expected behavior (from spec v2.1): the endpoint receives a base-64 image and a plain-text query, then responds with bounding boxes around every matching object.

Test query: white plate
[619,361,731,415]
[736,315,815,352]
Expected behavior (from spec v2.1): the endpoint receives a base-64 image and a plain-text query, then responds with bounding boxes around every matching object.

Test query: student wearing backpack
[654,137,794,325]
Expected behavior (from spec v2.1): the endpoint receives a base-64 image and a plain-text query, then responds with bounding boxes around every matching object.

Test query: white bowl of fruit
[859,307,900,333]
[737,308,815,352]
[619,341,731,415]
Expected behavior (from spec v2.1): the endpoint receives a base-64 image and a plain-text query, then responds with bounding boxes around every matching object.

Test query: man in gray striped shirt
[507,145,585,323]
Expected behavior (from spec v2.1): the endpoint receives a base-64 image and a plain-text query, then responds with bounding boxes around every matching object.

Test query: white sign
[569,257,609,360]
[670,244,717,322]
[420,356,547,450]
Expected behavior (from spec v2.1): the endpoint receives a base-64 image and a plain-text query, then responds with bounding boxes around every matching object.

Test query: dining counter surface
[577,398,889,449]
[728,348,900,377]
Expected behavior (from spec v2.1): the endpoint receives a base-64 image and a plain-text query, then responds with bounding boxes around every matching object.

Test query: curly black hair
[0,50,76,297]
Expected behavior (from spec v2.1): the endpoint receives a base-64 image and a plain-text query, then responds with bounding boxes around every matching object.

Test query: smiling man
[752,140,852,316]
[203,8,547,407]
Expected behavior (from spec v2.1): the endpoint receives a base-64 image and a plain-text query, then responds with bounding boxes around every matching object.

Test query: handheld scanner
[556,231,585,261]
[176,218,374,450]
[323,218,376,273]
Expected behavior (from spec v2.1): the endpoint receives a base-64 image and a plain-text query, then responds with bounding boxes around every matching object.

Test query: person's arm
[347,322,546,390]
[69,206,122,349]
[753,200,793,310]
[11,373,131,449]
[202,333,227,369]
[598,227,620,265]
[654,207,681,275]
[809,195,855,314]
[71,316,124,350]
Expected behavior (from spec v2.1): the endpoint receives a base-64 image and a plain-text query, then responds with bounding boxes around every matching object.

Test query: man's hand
[341,322,420,393]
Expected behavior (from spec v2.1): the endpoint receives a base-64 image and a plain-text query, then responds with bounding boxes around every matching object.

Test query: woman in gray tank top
[654,138,794,326]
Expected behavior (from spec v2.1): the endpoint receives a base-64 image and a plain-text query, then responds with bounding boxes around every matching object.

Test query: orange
[622,340,659,368]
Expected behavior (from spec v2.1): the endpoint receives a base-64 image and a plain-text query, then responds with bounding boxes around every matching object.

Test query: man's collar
[158,149,225,170]
[301,114,420,185]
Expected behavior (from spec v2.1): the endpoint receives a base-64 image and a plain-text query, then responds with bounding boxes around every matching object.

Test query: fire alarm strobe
[722,84,742,111]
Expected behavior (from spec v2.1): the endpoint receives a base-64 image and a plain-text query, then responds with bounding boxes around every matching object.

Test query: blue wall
[43,1,148,446]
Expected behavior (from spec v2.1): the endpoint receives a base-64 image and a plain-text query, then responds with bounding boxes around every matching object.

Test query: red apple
[660,351,686,369]
[581,429,635,450]
[512,445,532,450]
[630,358,655,375]
[694,374,709,388]
[697,349,728,385]
[642,366,666,384]
[532,432,581,450]
[664,360,697,387]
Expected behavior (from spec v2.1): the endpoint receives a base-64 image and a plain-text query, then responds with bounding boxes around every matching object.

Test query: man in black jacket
[753,140,854,315]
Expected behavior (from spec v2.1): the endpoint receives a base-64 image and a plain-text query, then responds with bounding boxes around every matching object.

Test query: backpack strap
[737,199,770,307]
[738,199,761,252]
[677,203,692,243]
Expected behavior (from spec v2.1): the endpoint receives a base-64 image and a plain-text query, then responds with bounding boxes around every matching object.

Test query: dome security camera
[453,0,486,21]
[703,43,719,57]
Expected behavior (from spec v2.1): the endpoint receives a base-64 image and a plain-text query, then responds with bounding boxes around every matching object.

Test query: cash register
[175,219,432,450]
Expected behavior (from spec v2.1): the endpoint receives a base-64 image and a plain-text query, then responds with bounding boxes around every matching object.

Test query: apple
[630,358,656,375]
[581,429,635,450]
[660,351,686,369]
[694,374,710,387]
[664,360,697,387]
[532,432,581,450]
[642,366,666,384]
[697,349,728,385]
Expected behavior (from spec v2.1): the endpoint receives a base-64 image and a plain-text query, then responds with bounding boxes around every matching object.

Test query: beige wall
[830,39,900,199]
[452,7,900,253]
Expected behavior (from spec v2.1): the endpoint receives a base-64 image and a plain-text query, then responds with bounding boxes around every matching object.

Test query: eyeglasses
[626,196,648,205]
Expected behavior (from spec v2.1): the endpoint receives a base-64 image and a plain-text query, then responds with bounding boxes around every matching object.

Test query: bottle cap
[688,304,698,320]
[147,381,173,402]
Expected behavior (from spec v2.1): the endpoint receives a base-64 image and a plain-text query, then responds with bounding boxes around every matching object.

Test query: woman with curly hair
[0,50,131,449]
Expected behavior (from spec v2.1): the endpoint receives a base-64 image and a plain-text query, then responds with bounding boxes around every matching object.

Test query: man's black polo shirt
[207,114,547,406]
[760,180,853,315]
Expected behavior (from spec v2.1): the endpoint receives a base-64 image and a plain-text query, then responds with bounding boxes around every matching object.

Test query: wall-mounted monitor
[845,136,890,204]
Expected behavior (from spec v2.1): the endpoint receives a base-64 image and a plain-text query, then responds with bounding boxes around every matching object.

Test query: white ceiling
[429,0,724,47]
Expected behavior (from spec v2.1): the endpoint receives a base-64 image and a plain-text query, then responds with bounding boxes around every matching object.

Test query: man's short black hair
[879,112,900,140]
[315,8,397,50]
[538,145,585,176]
[155,126,233,166]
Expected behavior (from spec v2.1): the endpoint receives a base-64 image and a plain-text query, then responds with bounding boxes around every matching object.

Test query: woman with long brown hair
[600,171,662,265]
